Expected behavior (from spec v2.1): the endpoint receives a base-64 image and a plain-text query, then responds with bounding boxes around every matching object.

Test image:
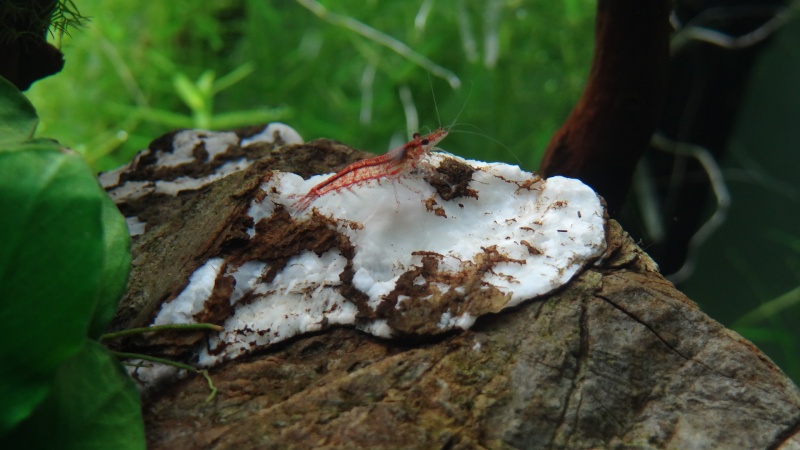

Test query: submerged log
[105,127,800,449]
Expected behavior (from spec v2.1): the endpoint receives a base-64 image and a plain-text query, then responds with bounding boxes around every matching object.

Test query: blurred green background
[29,0,595,172]
[26,0,800,383]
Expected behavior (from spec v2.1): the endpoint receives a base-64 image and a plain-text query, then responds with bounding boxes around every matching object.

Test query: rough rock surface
[107,126,800,449]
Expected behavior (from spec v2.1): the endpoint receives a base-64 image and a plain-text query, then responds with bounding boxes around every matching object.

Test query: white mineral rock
[149,150,607,368]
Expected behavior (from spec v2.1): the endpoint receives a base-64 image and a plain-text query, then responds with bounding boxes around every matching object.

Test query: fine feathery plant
[27,0,597,172]
[0,0,85,44]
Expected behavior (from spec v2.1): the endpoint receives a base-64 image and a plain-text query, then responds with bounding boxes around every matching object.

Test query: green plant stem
[733,284,800,328]
[100,323,223,341]
[114,352,217,402]
[198,370,218,402]
[114,351,195,371]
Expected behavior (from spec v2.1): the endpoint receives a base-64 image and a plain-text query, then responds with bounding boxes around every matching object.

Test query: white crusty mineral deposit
[147,139,607,368]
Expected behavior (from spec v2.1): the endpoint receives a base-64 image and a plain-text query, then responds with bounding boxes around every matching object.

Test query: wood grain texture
[108,133,800,449]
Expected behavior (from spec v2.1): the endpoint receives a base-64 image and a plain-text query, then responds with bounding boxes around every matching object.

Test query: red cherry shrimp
[292,127,449,212]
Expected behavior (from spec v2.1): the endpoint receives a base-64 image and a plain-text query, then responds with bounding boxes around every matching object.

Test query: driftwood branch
[539,0,671,215]
[105,128,800,449]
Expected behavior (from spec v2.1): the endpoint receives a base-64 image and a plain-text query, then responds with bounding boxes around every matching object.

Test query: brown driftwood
[106,130,800,449]
[539,0,670,215]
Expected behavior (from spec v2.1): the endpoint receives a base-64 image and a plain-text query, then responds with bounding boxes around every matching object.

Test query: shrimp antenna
[424,57,443,129]
[448,81,472,131]
[448,124,523,167]
[425,58,470,134]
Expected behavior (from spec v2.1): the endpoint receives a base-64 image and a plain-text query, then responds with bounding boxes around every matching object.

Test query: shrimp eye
[413,132,421,139]
[421,139,429,145]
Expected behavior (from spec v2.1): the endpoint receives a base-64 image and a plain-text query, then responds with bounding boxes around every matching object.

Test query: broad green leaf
[0,143,120,433]
[3,340,145,449]
[0,76,38,146]
[88,193,132,339]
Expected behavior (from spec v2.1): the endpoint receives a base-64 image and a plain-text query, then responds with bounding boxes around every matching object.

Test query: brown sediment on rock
[139,217,800,450]
[106,133,368,333]
[425,156,478,201]
[106,128,800,449]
